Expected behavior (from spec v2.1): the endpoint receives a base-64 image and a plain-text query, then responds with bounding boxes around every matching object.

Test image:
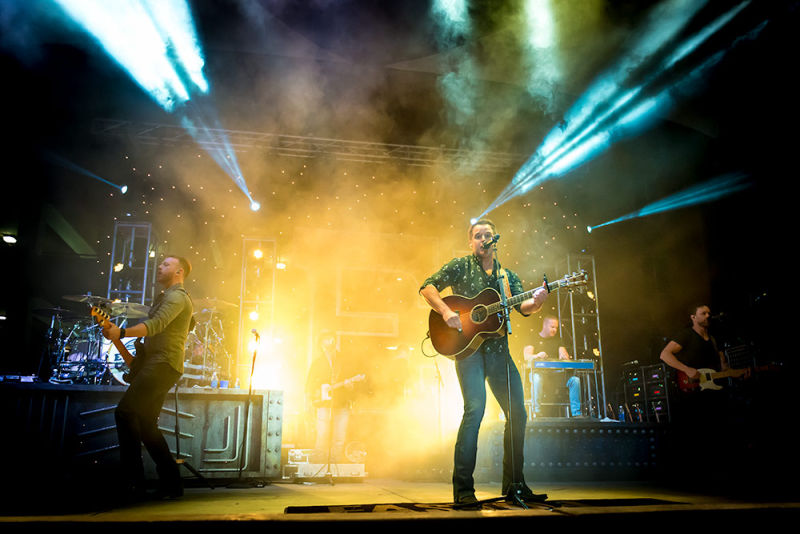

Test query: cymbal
[63,294,114,306]
[63,295,150,318]
[192,297,238,310]
[109,301,150,318]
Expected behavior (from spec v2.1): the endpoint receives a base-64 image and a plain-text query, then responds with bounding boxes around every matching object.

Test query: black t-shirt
[671,327,721,371]
[530,334,563,360]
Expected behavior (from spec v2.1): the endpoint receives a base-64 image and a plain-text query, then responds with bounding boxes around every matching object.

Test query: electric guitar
[313,374,366,407]
[90,306,145,383]
[677,367,749,392]
[428,271,589,360]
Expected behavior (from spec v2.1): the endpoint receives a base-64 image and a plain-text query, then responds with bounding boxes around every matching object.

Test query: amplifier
[623,363,670,423]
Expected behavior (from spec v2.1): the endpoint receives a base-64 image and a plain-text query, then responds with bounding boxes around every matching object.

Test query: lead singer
[420,219,549,508]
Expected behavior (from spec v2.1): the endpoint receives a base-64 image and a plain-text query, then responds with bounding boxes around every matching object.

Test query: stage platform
[2,477,799,531]
[2,379,797,529]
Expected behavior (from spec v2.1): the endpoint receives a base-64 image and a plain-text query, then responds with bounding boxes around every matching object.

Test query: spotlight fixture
[253,249,263,259]
[2,235,17,244]
[250,201,261,212]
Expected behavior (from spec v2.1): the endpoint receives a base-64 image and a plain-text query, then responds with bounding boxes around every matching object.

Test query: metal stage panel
[0,383,283,482]
[476,420,665,482]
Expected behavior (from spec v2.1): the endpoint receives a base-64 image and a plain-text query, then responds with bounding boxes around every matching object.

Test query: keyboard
[532,360,595,370]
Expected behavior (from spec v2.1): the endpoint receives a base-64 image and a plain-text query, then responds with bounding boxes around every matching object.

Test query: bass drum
[103,338,138,385]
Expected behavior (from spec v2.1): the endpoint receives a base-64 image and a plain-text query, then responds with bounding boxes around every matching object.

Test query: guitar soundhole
[471,305,488,323]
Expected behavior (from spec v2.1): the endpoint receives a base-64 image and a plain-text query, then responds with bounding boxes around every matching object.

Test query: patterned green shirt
[421,254,529,358]
[141,283,194,374]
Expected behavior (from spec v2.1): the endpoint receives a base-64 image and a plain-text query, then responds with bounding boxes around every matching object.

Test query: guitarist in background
[660,303,729,393]
[660,303,734,422]
[305,330,356,463]
[659,303,742,477]
[420,219,549,508]
[102,255,194,501]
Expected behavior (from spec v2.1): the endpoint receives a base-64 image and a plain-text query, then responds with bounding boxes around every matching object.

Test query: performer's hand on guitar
[684,366,699,379]
[443,309,463,332]
[102,323,121,341]
[532,285,549,307]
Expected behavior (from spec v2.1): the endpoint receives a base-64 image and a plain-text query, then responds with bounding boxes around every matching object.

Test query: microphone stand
[492,245,529,509]
[229,329,262,488]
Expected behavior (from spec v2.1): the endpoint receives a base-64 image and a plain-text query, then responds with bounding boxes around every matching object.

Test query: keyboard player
[523,316,582,417]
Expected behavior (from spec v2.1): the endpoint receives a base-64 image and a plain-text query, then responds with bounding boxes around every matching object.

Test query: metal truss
[92,118,524,171]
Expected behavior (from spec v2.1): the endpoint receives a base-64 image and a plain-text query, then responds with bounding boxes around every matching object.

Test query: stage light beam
[52,0,256,208]
[589,172,751,232]
[52,0,208,112]
[478,0,760,219]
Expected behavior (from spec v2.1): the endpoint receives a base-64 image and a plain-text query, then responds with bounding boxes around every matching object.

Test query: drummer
[523,316,582,417]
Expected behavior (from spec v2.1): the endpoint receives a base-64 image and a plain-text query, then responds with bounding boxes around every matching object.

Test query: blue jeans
[532,372,582,416]
[315,406,350,462]
[453,348,527,500]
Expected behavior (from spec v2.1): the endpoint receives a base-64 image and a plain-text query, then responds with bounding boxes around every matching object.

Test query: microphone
[482,234,500,249]
[251,328,260,340]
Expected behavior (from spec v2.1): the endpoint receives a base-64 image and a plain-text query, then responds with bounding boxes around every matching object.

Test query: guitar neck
[485,278,572,315]
[710,368,745,379]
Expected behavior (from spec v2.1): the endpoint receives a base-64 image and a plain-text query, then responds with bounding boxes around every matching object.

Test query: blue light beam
[44,151,128,193]
[588,172,751,232]
[53,0,208,112]
[479,1,758,219]
[52,0,258,208]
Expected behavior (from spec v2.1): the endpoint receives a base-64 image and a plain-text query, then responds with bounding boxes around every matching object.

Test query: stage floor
[2,477,799,531]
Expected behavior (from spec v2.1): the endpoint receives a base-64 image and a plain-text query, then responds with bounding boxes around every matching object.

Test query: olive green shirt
[421,254,529,358]
[141,283,193,374]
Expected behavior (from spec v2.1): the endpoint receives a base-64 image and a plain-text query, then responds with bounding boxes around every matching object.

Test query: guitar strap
[497,267,513,301]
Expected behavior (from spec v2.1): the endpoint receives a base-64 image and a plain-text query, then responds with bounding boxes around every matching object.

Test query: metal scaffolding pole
[555,253,607,419]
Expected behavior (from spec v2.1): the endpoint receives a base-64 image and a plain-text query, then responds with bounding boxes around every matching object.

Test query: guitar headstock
[90,305,112,327]
[558,270,589,290]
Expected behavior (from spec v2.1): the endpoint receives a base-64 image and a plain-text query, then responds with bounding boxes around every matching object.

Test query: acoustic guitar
[428,271,589,360]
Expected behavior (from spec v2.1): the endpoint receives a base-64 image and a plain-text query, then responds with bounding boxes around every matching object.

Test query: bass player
[102,255,194,501]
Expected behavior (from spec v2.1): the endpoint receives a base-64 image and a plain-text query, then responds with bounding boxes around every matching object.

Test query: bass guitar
[677,367,749,392]
[428,271,589,360]
[90,306,145,384]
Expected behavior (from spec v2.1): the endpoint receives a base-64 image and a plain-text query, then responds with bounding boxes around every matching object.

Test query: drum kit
[40,294,237,386]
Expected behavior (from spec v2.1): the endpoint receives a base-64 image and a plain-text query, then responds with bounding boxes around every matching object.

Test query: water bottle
[234,377,240,389]
[210,371,219,388]
[618,404,625,422]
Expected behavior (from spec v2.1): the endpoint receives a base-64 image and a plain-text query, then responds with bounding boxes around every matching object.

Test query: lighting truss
[92,118,524,172]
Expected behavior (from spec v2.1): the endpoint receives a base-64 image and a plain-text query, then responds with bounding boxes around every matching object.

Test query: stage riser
[476,421,664,482]
[0,383,283,481]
